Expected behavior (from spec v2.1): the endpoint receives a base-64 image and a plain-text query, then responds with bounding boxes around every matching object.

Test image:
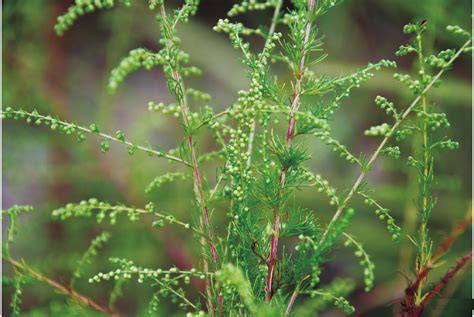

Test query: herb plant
[2,1,471,316]
[388,21,473,317]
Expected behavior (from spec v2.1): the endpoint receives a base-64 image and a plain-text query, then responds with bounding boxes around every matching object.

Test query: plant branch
[2,109,191,167]
[158,2,218,266]
[285,275,310,315]
[318,38,471,247]
[265,0,316,302]
[246,0,283,168]
[432,210,472,262]
[3,256,118,317]
[415,251,472,316]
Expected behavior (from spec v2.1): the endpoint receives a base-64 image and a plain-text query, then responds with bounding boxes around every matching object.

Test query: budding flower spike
[3,1,471,316]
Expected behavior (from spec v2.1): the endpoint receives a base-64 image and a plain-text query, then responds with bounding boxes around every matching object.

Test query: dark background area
[3,1,472,316]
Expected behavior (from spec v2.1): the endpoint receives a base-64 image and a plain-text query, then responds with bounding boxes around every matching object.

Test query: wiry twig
[432,211,472,262]
[403,251,472,317]
[3,256,118,317]
[2,109,191,167]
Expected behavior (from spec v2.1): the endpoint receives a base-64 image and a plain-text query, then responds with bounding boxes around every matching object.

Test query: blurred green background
[2,1,472,316]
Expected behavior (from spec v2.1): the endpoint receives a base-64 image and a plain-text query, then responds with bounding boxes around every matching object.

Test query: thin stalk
[414,251,472,317]
[4,256,118,317]
[158,4,219,314]
[318,38,471,247]
[285,275,310,315]
[158,3,218,265]
[415,32,431,304]
[428,262,469,317]
[265,0,316,302]
[246,0,283,168]
[432,209,472,262]
[2,109,191,167]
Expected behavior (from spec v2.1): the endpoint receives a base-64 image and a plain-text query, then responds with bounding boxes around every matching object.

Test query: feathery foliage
[2,1,471,316]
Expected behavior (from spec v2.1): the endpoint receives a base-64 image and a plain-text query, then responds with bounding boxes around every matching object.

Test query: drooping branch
[4,256,118,317]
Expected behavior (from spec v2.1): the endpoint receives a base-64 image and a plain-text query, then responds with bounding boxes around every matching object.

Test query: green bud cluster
[10,276,25,317]
[361,193,401,242]
[215,264,256,313]
[145,172,190,193]
[2,205,34,218]
[375,95,400,119]
[324,60,396,116]
[393,73,422,94]
[305,289,355,314]
[446,25,470,38]
[213,19,263,43]
[1,108,183,162]
[364,123,391,137]
[343,233,375,292]
[3,205,34,257]
[295,278,355,316]
[186,88,211,102]
[425,49,456,68]
[89,257,205,284]
[71,232,111,286]
[295,111,330,135]
[174,0,199,24]
[431,138,459,150]
[54,0,121,36]
[108,48,164,92]
[395,126,415,141]
[416,111,450,131]
[52,199,190,229]
[314,131,361,166]
[395,44,416,56]
[228,0,275,17]
[147,101,181,117]
[381,146,401,159]
[304,171,339,206]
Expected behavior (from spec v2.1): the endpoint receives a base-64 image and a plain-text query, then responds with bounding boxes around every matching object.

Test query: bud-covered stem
[265,0,316,302]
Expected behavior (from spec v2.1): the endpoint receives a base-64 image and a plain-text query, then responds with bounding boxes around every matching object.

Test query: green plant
[387,21,473,317]
[2,1,471,316]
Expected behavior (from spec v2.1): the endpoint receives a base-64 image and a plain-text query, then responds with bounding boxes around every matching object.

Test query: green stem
[319,38,471,247]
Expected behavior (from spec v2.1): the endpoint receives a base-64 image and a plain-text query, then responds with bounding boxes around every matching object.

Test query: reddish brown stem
[159,4,218,267]
[403,252,472,317]
[265,0,316,302]
[416,252,472,316]
[4,257,117,316]
[189,136,218,264]
[432,212,472,262]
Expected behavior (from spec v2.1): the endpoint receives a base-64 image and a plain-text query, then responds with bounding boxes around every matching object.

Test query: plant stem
[158,3,219,313]
[318,38,471,247]
[415,32,431,304]
[2,109,191,167]
[432,210,472,262]
[246,0,283,168]
[158,3,218,266]
[265,0,316,302]
[285,275,309,315]
[415,251,472,316]
[3,256,118,317]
